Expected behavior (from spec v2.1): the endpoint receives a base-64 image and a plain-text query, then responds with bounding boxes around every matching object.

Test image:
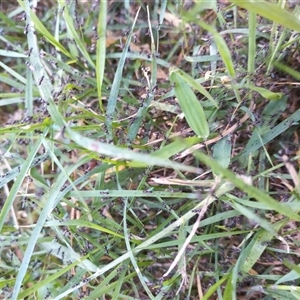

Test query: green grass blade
[11,151,92,300]
[248,12,256,76]
[105,7,141,141]
[61,0,95,68]
[274,61,300,80]
[170,68,209,139]
[230,0,300,32]
[193,151,300,221]
[237,102,299,160]
[17,0,73,59]
[213,135,232,169]
[96,0,107,112]
[173,68,218,108]
[0,135,45,233]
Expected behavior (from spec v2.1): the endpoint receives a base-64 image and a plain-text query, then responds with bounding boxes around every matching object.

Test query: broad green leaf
[213,135,232,169]
[170,69,209,139]
[172,68,218,108]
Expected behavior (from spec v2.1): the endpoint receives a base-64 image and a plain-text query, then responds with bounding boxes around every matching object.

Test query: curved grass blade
[174,68,218,108]
[170,69,209,139]
[230,0,300,32]
[274,61,300,81]
[17,0,73,59]
[246,84,283,100]
[193,150,300,221]
[11,153,92,300]
[236,102,300,161]
[0,135,44,233]
[61,0,95,68]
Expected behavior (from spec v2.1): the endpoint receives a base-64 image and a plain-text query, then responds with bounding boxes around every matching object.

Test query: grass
[1,0,300,299]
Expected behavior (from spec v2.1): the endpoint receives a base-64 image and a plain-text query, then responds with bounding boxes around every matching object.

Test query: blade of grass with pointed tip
[193,150,300,221]
[105,7,141,141]
[246,85,283,100]
[11,153,92,300]
[17,0,72,59]
[274,61,300,81]
[174,68,218,108]
[230,0,300,32]
[96,0,107,112]
[61,0,95,68]
[0,135,45,234]
[170,69,209,139]
[236,102,300,161]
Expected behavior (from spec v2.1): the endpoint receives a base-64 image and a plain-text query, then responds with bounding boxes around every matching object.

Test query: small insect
[32,260,40,269]
[26,47,33,57]
[59,6,65,16]
[38,75,44,86]
[99,190,109,195]
[143,188,153,194]
[26,61,35,71]
[45,289,51,299]
[24,24,29,34]
[82,277,90,283]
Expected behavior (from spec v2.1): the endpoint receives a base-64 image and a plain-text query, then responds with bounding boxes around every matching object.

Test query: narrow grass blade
[65,127,201,174]
[96,0,107,112]
[0,135,44,233]
[193,151,300,221]
[230,0,300,32]
[105,7,141,141]
[61,0,95,68]
[170,69,209,139]
[0,61,26,84]
[11,151,92,300]
[17,0,72,59]
[202,275,230,300]
[246,85,283,100]
[237,102,300,160]
[123,198,154,299]
[8,137,44,300]
[241,220,286,274]
[185,18,235,78]
[274,61,300,80]
[248,12,256,76]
